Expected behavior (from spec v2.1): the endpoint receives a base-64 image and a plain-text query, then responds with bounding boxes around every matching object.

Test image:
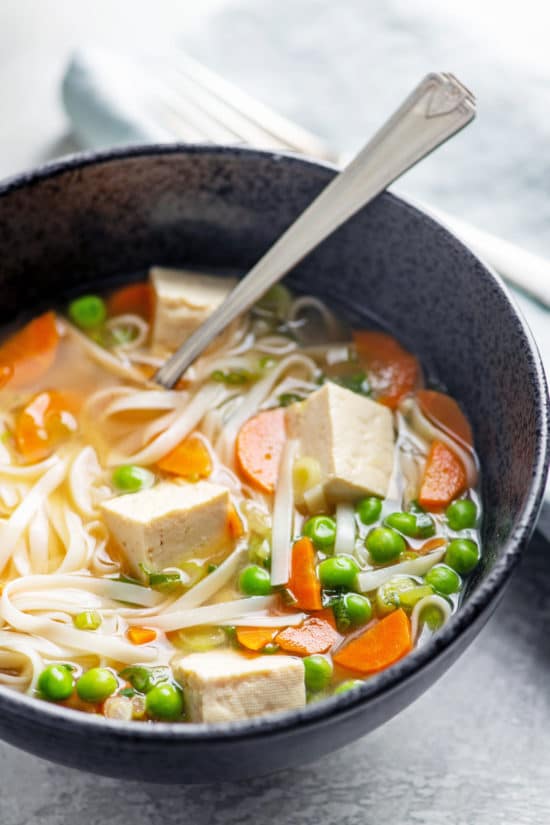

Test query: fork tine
[148,51,336,159]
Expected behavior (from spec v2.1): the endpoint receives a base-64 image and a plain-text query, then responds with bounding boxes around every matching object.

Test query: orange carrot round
[0,312,59,388]
[353,330,420,409]
[418,440,466,510]
[106,282,153,320]
[157,434,212,479]
[287,537,322,611]
[236,627,276,651]
[333,608,412,674]
[276,616,338,656]
[15,390,81,461]
[417,389,473,447]
[127,627,157,645]
[227,504,245,540]
[235,408,287,493]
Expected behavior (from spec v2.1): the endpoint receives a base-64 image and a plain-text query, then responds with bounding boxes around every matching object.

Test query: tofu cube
[100,480,230,577]
[172,650,306,722]
[287,382,395,501]
[150,267,237,353]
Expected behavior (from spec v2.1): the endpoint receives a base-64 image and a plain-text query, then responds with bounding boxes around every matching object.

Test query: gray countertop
[0,2,548,822]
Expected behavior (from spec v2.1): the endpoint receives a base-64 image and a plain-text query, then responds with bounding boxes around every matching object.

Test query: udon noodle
[0,270,481,723]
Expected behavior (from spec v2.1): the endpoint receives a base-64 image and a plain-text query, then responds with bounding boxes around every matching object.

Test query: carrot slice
[127,627,157,645]
[353,330,420,409]
[227,504,245,540]
[236,627,276,651]
[0,312,59,388]
[276,616,339,656]
[287,537,322,610]
[418,440,466,510]
[333,608,412,674]
[416,537,447,556]
[15,390,81,461]
[106,282,153,320]
[157,434,212,479]
[417,389,473,447]
[235,408,287,493]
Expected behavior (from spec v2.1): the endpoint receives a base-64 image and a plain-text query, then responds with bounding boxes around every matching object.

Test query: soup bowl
[0,145,547,783]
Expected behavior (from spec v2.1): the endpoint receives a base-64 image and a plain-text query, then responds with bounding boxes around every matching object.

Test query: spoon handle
[155,72,475,388]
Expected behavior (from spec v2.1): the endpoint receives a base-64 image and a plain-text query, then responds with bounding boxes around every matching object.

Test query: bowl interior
[1,146,545,587]
[0,147,546,766]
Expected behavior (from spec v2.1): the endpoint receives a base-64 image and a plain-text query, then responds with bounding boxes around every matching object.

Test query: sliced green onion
[149,571,184,591]
[174,625,226,652]
[278,392,304,407]
[248,535,271,569]
[119,665,170,694]
[259,356,276,370]
[73,610,102,631]
[211,369,256,385]
[397,584,434,608]
[256,283,292,318]
[331,373,371,397]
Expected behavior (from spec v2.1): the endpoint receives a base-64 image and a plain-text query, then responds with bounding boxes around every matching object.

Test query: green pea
[239,564,272,596]
[37,664,75,701]
[145,682,184,720]
[334,679,363,695]
[414,510,437,538]
[262,642,280,655]
[445,538,480,575]
[425,564,462,595]
[355,496,382,526]
[384,512,417,537]
[303,515,337,550]
[446,499,478,531]
[68,295,107,330]
[365,526,406,563]
[318,556,359,589]
[342,593,372,627]
[385,511,436,539]
[112,464,155,494]
[76,668,118,703]
[304,655,333,692]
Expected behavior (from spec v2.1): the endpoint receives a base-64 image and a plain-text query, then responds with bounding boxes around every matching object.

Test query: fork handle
[155,72,475,388]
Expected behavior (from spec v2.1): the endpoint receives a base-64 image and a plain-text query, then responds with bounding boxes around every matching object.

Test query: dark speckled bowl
[0,145,547,783]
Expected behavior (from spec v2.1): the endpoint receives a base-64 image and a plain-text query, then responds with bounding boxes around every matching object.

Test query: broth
[0,270,481,723]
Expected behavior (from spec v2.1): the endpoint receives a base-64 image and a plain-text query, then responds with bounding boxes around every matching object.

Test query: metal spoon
[155,72,475,388]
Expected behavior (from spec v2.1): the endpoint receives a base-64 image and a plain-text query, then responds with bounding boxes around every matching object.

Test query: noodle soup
[0,268,481,723]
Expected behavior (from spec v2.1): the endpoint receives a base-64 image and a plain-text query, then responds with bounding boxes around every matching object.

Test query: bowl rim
[0,142,548,744]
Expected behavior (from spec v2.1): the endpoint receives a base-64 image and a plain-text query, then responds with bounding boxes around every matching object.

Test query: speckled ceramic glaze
[0,145,547,783]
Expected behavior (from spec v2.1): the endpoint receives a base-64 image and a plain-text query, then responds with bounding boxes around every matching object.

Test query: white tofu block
[101,480,230,576]
[287,382,395,501]
[172,650,306,723]
[150,267,237,353]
